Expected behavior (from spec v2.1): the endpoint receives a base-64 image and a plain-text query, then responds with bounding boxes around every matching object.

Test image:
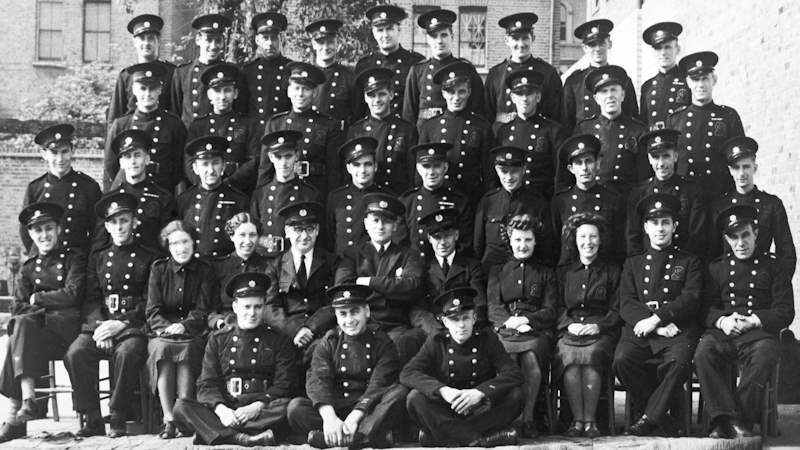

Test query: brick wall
[588,0,800,333]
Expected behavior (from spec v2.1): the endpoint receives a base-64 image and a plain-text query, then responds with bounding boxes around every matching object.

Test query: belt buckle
[295,161,310,177]
[265,236,284,254]
[227,377,242,397]
[106,294,119,314]
[646,301,660,311]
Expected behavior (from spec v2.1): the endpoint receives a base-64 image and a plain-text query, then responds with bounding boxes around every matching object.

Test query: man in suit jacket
[419,208,486,326]
[334,193,426,364]
[265,202,337,363]
[695,205,794,439]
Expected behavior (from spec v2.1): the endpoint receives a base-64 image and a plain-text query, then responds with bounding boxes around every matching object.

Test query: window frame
[82,0,112,63]
[36,0,65,62]
[457,6,487,69]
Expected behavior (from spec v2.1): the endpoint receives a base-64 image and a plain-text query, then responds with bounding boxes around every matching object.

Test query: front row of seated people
[0,186,791,446]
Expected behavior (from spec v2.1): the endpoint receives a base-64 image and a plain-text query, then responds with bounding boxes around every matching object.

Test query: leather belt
[419,107,443,120]
[226,377,268,397]
[295,161,326,177]
[106,295,142,314]
[646,301,660,311]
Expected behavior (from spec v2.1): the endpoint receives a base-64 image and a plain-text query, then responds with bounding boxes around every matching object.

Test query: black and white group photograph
[0,0,797,448]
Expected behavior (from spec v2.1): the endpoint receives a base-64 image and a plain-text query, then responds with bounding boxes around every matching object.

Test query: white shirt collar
[437,252,455,268]
[372,241,391,253]
[292,248,314,271]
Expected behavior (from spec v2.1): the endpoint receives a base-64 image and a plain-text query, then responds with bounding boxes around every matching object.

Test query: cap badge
[654,136,662,144]
[515,21,522,27]
[143,21,151,28]
[428,148,435,155]
[125,137,133,145]
[520,77,528,84]
[248,280,256,287]
[577,142,585,149]
[54,133,62,140]
[145,70,153,77]
[591,26,599,33]
[380,12,387,19]
[343,290,351,298]
[110,202,119,210]
[448,71,455,79]
[601,73,609,80]
[368,76,376,84]
[300,71,308,78]
[320,25,327,32]
[435,214,443,222]
[655,201,663,209]
[452,298,460,306]
[430,18,438,25]
[379,200,388,208]
[299,209,308,217]
[505,152,513,159]
[695,60,703,67]
[217,72,224,79]
[732,146,740,152]
[33,210,42,218]
[730,214,737,222]
[267,19,273,26]
[277,137,285,144]
[205,143,213,150]
[212,22,219,29]
[354,144,363,151]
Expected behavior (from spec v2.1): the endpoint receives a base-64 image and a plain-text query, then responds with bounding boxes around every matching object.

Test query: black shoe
[730,419,754,438]
[307,430,327,448]
[158,422,177,439]
[627,415,658,436]
[418,429,435,447]
[564,421,583,438]
[0,422,26,443]
[108,412,126,438]
[367,430,394,448]
[584,422,601,438]
[76,418,105,438]
[470,428,519,447]
[16,399,43,422]
[709,422,736,439]
[233,429,276,447]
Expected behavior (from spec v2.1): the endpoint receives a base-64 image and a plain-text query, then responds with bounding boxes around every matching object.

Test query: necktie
[377,245,385,256]
[442,257,450,276]
[297,254,308,287]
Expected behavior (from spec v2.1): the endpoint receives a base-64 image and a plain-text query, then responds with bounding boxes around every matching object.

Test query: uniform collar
[46,169,75,182]
[169,257,197,272]
[134,108,160,120]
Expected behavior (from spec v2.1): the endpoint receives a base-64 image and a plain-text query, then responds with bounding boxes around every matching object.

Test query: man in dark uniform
[495,69,566,199]
[265,202,337,361]
[418,61,492,204]
[171,14,244,128]
[242,11,293,127]
[186,63,260,193]
[326,137,392,256]
[552,134,626,265]
[574,65,650,197]
[65,193,156,437]
[561,19,639,131]
[108,14,175,123]
[696,205,794,438]
[95,129,176,252]
[419,208,487,324]
[22,124,102,253]
[402,9,485,129]
[173,272,296,446]
[485,12,562,130]
[666,51,744,199]
[306,19,358,130]
[348,68,417,194]
[334,193,427,364]
[0,203,87,443]
[400,287,523,447]
[104,63,187,192]
[177,136,249,258]
[474,146,555,269]
[639,22,690,130]
[613,193,702,436]
[287,284,408,448]
[711,136,796,275]
[626,129,709,259]
[398,143,472,260]
[262,62,343,193]
[355,5,424,120]
[251,131,322,258]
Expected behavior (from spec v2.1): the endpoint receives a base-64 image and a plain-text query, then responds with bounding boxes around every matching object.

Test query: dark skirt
[498,331,553,364]
[146,336,204,393]
[552,332,616,380]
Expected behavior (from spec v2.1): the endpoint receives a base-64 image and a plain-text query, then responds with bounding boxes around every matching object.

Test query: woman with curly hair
[487,214,557,438]
[208,212,271,330]
[145,220,219,438]
[554,213,621,437]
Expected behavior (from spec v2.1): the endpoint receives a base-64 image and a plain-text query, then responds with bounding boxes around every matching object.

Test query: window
[37,0,64,61]
[83,0,111,62]
[411,5,438,58]
[559,4,568,41]
[458,6,486,68]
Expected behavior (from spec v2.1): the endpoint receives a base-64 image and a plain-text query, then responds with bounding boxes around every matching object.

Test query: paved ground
[0,334,795,449]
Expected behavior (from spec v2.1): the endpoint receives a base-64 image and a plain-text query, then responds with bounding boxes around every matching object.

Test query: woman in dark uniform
[146,220,218,438]
[487,214,557,437]
[208,213,271,330]
[554,213,621,437]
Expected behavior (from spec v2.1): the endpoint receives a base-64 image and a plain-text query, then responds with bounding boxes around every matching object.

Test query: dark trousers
[695,333,779,426]
[406,387,523,446]
[63,333,147,413]
[287,384,409,443]
[612,336,695,424]
[0,314,72,400]
[173,397,289,445]
[385,326,427,365]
